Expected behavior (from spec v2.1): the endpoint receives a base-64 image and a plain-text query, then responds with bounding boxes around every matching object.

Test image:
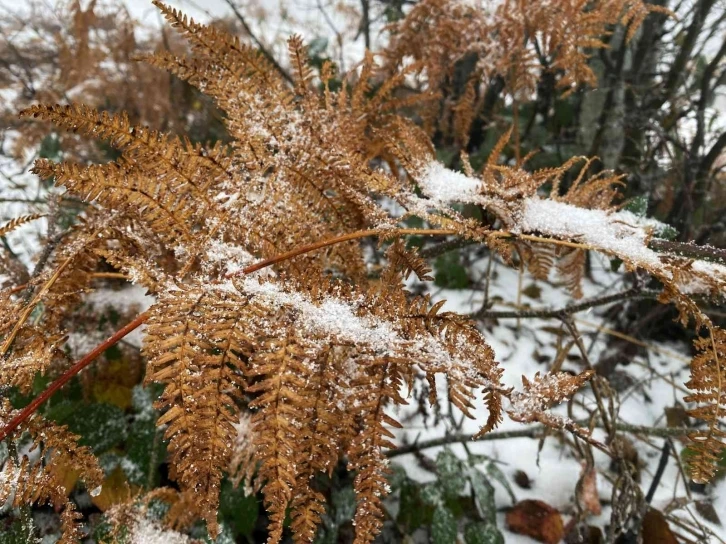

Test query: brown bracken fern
[0,1,724,542]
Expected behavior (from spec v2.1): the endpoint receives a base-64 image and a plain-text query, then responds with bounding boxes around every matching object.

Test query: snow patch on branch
[227,276,486,382]
[417,161,484,205]
[516,198,665,271]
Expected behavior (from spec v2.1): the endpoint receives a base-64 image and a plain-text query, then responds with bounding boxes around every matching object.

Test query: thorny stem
[561,316,614,439]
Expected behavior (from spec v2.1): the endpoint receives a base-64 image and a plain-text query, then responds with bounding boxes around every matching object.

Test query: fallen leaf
[695,500,721,525]
[664,402,690,429]
[641,508,677,544]
[506,500,564,544]
[565,524,603,544]
[513,470,531,489]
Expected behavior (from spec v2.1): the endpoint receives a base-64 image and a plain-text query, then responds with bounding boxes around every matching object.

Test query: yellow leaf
[91,467,138,511]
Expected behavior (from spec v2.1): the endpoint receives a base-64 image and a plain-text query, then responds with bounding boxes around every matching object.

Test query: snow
[417,161,485,206]
[231,274,493,386]
[128,516,192,544]
[392,253,726,542]
[0,1,722,541]
[517,197,665,271]
[412,160,726,298]
[238,276,399,348]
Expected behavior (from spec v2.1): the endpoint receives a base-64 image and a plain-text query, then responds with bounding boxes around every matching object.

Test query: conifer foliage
[0,1,724,542]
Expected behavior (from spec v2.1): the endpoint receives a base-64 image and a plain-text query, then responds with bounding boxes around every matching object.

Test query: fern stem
[0,311,150,442]
[235,228,596,278]
[233,228,457,276]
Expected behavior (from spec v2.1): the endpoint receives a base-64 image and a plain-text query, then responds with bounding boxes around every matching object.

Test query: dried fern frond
[6,2,713,542]
[684,327,726,483]
[143,283,251,535]
[507,370,595,440]
[0,404,104,542]
[0,213,45,238]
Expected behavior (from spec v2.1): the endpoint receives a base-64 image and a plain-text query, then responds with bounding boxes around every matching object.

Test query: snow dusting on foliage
[417,160,485,205]
[517,198,664,269]
[129,516,191,544]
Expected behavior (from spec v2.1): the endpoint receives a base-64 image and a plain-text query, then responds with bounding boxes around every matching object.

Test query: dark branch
[472,288,660,320]
[388,422,692,458]
[221,0,294,85]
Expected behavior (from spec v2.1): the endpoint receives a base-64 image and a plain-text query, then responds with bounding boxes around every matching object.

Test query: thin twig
[387,422,693,458]
[220,0,294,85]
[233,228,457,276]
[419,238,476,259]
[649,238,726,263]
[645,440,671,504]
[473,287,658,319]
[562,316,614,439]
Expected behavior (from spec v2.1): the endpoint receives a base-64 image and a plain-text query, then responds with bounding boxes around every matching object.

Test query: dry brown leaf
[506,499,564,544]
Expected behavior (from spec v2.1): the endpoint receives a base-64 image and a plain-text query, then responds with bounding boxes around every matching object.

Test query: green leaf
[307,37,330,69]
[436,449,467,499]
[389,464,408,492]
[421,482,445,507]
[431,506,457,544]
[0,516,36,544]
[656,224,678,241]
[398,480,434,531]
[484,463,516,505]
[122,385,165,486]
[49,402,127,454]
[103,344,123,361]
[315,485,357,544]
[464,522,504,544]
[218,479,259,537]
[625,196,648,217]
[39,133,61,161]
[202,523,236,543]
[553,99,575,127]
[434,252,469,289]
[469,470,496,524]
[125,418,163,486]
[331,486,356,526]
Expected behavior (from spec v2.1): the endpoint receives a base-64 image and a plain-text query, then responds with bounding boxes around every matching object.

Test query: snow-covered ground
[391,252,726,542]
